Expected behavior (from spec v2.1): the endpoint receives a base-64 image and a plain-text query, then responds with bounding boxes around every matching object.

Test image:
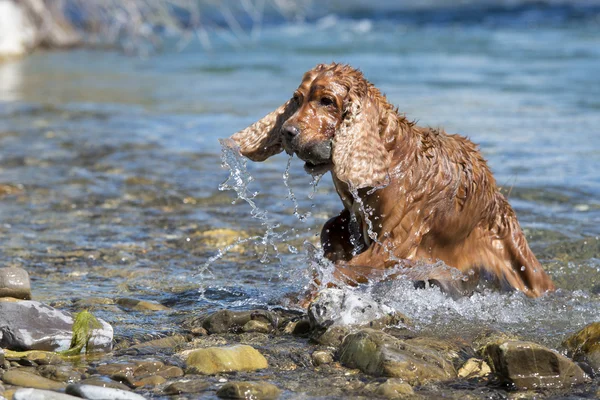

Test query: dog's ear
[230,100,296,162]
[332,93,391,189]
[230,64,330,162]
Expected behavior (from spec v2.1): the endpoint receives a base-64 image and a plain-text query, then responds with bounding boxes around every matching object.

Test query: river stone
[484,340,590,389]
[186,344,268,374]
[132,375,166,387]
[338,329,456,385]
[163,379,211,394]
[37,365,84,383]
[13,388,81,400]
[115,298,169,311]
[457,358,491,379]
[562,322,600,372]
[4,350,63,365]
[242,320,271,333]
[197,310,277,334]
[0,300,112,352]
[66,384,147,400]
[77,377,131,391]
[216,381,281,400]
[0,267,31,300]
[311,350,334,366]
[1,369,66,390]
[309,288,397,331]
[375,378,414,399]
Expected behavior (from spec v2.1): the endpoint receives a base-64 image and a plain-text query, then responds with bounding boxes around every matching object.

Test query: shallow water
[1,0,600,391]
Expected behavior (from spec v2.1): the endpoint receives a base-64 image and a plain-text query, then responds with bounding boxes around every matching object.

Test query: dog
[228,63,555,299]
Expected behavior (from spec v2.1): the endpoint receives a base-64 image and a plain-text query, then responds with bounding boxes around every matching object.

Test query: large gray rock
[338,329,456,385]
[0,267,31,299]
[484,340,590,389]
[0,300,112,352]
[66,384,147,400]
[13,388,81,400]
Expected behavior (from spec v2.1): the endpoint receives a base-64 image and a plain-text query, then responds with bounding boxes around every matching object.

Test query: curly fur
[229,63,555,299]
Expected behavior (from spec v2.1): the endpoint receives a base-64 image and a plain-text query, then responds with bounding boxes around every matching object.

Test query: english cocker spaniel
[228,63,555,299]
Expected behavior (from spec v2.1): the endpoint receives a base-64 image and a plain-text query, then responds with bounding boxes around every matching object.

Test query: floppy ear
[332,94,391,189]
[230,100,297,162]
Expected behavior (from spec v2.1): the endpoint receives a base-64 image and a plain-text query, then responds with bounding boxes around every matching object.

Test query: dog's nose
[282,124,300,139]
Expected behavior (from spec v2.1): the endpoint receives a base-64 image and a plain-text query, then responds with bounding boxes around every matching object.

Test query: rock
[13,388,81,400]
[562,322,600,372]
[196,310,278,334]
[338,329,456,385]
[282,318,311,335]
[4,350,63,366]
[1,370,66,390]
[77,377,131,391]
[216,381,281,400]
[154,365,184,379]
[186,345,268,375]
[311,350,334,366]
[66,384,147,400]
[312,326,351,348]
[484,340,590,389]
[309,288,397,331]
[0,267,31,300]
[242,320,271,333]
[115,298,169,311]
[375,378,414,399]
[0,300,112,353]
[37,365,84,383]
[457,358,491,379]
[163,379,211,394]
[132,375,166,388]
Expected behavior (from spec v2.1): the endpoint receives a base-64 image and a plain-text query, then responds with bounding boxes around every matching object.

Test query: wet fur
[230,63,555,298]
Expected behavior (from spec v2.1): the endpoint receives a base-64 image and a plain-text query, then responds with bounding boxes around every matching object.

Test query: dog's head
[231,63,392,189]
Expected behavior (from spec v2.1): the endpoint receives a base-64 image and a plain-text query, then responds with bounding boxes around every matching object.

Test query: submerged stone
[216,381,281,400]
[115,298,170,311]
[66,384,147,400]
[196,309,278,334]
[311,350,334,366]
[457,358,491,379]
[2,369,66,390]
[13,388,80,400]
[0,267,31,300]
[0,300,112,352]
[562,322,600,372]
[185,344,268,375]
[338,329,456,385]
[484,340,590,389]
[163,379,211,394]
[375,378,414,399]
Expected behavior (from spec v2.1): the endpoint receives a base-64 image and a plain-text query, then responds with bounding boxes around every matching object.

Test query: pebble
[163,379,211,395]
[0,267,31,300]
[185,344,268,375]
[375,379,414,399]
[66,384,147,400]
[1,370,66,390]
[115,298,170,311]
[13,388,80,400]
[311,350,334,366]
[457,358,491,379]
[216,381,281,400]
[242,320,271,333]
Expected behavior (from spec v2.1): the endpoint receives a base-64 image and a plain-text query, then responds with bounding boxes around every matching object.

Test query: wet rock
[185,344,268,375]
[13,388,80,400]
[375,378,414,399]
[242,320,271,333]
[163,379,211,395]
[4,350,63,365]
[484,340,590,389]
[457,358,491,379]
[0,267,31,300]
[77,377,131,391]
[66,384,147,399]
[115,298,169,311]
[309,288,397,331]
[96,363,135,382]
[0,300,112,352]
[37,365,84,383]
[154,365,184,379]
[1,369,66,390]
[473,330,518,353]
[311,350,334,366]
[132,375,166,388]
[282,318,311,335]
[312,325,351,348]
[216,381,281,400]
[195,310,278,335]
[129,335,187,352]
[338,329,456,385]
[562,322,600,372]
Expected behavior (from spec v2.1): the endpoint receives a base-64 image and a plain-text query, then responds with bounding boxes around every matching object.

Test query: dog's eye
[320,96,335,107]
[292,93,301,103]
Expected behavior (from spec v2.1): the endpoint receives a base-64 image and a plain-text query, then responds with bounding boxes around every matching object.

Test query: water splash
[283,155,312,221]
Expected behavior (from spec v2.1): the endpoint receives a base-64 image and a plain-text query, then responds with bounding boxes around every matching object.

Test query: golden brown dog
[229,63,555,298]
